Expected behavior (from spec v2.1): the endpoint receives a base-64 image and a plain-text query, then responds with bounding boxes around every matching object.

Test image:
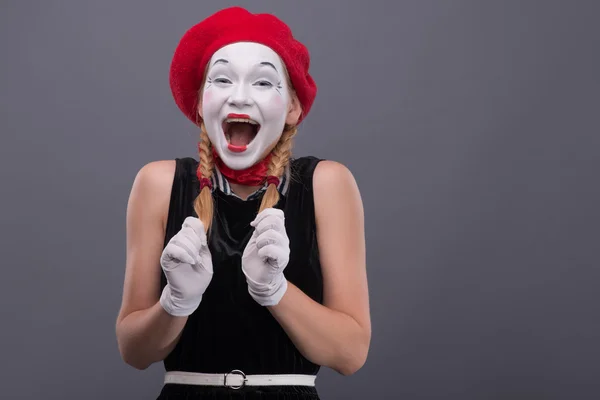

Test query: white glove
[159,216,213,316]
[241,208,290,306]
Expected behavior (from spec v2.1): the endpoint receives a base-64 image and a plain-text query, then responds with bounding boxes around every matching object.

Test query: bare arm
[267,160,371,376]
[115,160,187,370]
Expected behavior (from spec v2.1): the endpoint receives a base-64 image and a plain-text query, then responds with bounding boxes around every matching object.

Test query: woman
[115,6,370,399]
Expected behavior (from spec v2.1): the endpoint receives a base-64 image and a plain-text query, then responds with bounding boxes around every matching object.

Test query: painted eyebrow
[212,58,228,66]
[258,61,278,72]
[211,59,277,72]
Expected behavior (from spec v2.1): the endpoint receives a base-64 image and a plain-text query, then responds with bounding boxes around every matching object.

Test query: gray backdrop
[1,1,599,399]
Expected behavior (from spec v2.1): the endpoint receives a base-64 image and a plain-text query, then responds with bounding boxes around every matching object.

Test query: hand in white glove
[241,208,290,306]
[159,216,213,317]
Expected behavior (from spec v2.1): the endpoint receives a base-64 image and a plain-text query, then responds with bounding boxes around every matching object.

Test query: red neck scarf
[212,148,273,186]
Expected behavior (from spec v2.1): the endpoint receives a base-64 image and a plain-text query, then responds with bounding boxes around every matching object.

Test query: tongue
[228,122,254,146]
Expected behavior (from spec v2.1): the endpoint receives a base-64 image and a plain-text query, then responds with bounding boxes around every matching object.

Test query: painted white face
[200,42,292,170]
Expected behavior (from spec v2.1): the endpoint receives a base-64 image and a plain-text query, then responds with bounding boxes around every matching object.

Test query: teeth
[225,118,258,125]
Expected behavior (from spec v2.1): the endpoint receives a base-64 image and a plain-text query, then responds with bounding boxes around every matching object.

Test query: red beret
[169,6,317,126]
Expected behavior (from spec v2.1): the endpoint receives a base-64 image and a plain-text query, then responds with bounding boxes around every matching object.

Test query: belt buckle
[224,369,247,389]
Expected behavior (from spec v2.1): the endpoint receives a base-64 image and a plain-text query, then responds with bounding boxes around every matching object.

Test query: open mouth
[222,114,260,151]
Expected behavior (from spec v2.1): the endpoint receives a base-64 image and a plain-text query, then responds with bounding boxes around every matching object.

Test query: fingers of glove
[161,245,195,269]
[182,217,207,246]
[257,243,289,267]
[194,247,214,275]
[256,229,288,250]
[177,226,203,250]
[250,208,284,229]
[253,216,286,237]
[169,234,201,264]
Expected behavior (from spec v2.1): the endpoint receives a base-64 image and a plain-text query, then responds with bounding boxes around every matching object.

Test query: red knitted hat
[169,6,317,126]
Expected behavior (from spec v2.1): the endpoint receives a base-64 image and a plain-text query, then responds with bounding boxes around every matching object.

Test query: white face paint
[200,42,292,170]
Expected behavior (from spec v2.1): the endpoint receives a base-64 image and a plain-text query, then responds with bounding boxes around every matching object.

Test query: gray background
[1,1,599,399]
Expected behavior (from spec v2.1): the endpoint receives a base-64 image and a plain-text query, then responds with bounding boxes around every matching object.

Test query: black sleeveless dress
[156,156,324,400]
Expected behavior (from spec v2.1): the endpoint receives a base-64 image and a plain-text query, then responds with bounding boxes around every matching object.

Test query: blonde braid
[259,125,298,212]
[193,123,215,232]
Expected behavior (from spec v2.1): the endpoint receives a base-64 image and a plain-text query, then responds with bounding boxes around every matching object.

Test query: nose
[228,83,253,108]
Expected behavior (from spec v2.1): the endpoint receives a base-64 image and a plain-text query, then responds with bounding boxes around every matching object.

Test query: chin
[217,145,260,170]
[223,158,254,170]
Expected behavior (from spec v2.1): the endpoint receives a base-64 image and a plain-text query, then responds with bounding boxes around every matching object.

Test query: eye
[254,80,273,88]
[215,77,232,84]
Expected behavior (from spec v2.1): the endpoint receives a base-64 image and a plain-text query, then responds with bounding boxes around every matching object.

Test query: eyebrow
[210,59,278,72]
[259,61,278,72]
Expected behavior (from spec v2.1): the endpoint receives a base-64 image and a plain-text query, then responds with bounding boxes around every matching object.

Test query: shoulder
[313,160,360,197]
[133,159,177,191]
[312,160,363,220]
[128,159,177,229]
[289,157,361,201]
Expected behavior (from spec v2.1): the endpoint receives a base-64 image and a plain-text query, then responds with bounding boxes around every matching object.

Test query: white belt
[164,370,316,389]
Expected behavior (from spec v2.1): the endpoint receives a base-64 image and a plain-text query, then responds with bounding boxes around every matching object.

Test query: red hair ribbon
[266,175,280,187]
[199,177,213,190]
